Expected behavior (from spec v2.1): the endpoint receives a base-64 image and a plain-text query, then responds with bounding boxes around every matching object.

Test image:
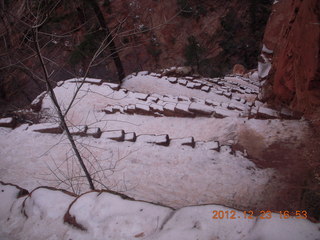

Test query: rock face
[0,1,272,113]
[262,0,320,119]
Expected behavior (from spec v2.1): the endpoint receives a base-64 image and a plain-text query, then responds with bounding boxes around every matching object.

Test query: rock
[245,89,252,94]
[191,97,205,104]
[186,82,196,88]
[136,134,156,143]
[154,134,170,146]
[68,125,87,137]
[124,132,136,142]
[193,83,203,89]
[178,96,190,102]
[181,137,195,148]
[130,92,149,101]
[220,102,229,108]
[214,108,239,118]
[205,99,219,106]
[175,103,195,117]
[232,64,246,75]
[102,82,120,90]
[112,105,124,113]
[203,141,220,151]
[150,72,157,77]
[86,127,102,138]
[185,76,194,81]
[137,134,170,146]
[104,106,116,114]
[171,137,195,148]
[249,108,258,118]
[163,95,178,103]
[178,79,188,86]
[223,91,232,98]
[280,108,294,119]
[176,66,193,76]
[135,103,151,114]
[189,103,214,115]
[168,77,177,84]
[215,90,223,95]
[150,103,164,113]
[31,91,46,112]
[124,104,136,114]
[239,99,246,104]
[228,102,247,111]
[138,71,149,76]
[56,81,64,87]
[30,123,63,134]
[257,107,279,119]
[201,86,211,92]
[261,0,320,117]
[163,103,177,116]
[0,117,16,128]
[102,130,125,141]
[220,145,233,154]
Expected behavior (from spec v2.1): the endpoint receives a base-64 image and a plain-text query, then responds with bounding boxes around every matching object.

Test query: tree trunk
[85,0,125,83]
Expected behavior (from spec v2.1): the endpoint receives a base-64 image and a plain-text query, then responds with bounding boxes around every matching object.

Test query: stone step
[0,117,16,128]
[101,130,125,141]
[30,123,63,134]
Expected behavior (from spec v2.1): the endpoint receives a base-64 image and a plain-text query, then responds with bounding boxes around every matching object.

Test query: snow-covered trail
[0,71,319,239]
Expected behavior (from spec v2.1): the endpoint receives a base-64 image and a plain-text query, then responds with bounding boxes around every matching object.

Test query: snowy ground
[0,72,319,239]
[1,182,319,240]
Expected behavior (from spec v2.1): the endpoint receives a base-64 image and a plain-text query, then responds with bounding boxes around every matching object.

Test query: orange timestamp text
[212,210,308,220]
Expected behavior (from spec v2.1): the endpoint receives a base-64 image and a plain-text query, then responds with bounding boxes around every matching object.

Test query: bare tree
[0,0,181,192]
[85,0,125,82]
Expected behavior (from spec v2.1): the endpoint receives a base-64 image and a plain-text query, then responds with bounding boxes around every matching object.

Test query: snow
[258,54,272,78]
[1,73,319,239]
[262,44,273,54]
[0,117,14,124]
[1,182,319,240]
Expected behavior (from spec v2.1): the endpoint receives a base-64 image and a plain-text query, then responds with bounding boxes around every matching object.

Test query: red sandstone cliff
[261,0,320,120]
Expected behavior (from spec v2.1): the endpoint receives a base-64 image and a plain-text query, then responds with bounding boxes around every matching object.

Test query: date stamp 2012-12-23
[212,210,308,220]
